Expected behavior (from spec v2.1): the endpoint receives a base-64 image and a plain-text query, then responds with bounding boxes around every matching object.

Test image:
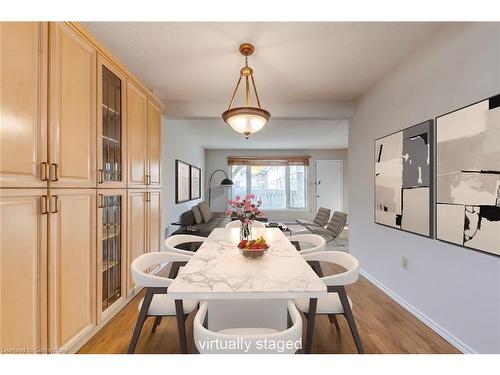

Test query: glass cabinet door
[101,66,122,182]
[101,195,122,311]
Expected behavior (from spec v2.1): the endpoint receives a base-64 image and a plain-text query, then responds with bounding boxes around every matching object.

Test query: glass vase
[240,221,252,241]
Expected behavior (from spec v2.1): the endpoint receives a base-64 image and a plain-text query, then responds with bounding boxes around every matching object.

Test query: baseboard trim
[359,268,476,354]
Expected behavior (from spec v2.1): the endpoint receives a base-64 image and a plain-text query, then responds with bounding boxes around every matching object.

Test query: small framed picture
[190,165,201,200]
[176,160,190,203]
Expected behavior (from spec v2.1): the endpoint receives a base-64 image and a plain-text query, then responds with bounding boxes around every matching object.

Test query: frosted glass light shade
[222,107,271,139]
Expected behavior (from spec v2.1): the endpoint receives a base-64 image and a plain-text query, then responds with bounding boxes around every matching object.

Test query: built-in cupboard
[0,21,164,353]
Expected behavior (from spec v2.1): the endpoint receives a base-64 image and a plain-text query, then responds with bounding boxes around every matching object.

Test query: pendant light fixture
[222,43,271,139]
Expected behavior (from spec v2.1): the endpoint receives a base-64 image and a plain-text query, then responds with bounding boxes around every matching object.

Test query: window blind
[227,155,310,166]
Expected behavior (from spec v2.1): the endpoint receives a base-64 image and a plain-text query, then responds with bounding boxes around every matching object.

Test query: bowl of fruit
[237,236,269,258]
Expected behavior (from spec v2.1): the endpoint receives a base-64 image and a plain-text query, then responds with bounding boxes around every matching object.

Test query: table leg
[304,298,317,354]
[175,299,188,353]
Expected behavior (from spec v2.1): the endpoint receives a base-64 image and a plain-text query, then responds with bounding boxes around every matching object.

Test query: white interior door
[315,160,343,214]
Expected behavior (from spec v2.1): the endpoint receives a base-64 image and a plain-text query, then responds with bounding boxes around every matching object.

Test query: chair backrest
[313,207,331,227]
[193,301,302,354]
[288,234,326,255]
[164,234,206,255]
[326,211,347,237]
[302,251,359,286]
[226,220,266,228]
[131,251,191,288]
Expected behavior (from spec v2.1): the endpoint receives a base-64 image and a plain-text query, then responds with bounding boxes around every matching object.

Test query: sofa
[172,201,232,237]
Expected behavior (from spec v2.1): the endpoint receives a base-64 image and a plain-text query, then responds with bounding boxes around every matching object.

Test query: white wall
[205,148,348,222]
[161,118,205,241]
[349,23,500,353]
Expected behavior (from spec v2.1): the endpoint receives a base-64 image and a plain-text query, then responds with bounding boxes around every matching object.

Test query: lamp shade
[220,178,234,186]
[222,107,271,139]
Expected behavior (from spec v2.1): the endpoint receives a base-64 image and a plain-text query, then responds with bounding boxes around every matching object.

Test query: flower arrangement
[226,194,263,240]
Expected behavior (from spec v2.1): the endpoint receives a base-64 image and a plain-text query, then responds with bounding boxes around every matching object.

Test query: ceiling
[83,22,443,148]
[175,118,348,149]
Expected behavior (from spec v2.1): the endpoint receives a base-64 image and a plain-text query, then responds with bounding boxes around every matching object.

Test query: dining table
[167,227,327,353]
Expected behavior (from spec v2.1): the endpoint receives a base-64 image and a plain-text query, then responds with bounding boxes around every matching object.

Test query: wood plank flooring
[78,263,460,354]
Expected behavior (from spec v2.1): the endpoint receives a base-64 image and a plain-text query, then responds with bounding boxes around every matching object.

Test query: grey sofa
[172,202,231,237]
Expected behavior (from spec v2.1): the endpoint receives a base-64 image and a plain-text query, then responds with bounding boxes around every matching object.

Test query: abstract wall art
[190,165,201,200]
[436,94,500,256]
[374,120,433,237]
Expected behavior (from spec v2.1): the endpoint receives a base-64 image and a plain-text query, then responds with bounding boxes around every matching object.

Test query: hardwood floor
[78,263,460,354]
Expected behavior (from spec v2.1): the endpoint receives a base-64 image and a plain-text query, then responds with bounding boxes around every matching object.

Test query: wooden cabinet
[0,189,48,351]
[97,54,127,188]
[49,22,96,188]
[48,189,96,351]
[126,81,148,188]
[126,190,147,294]
[96,189,127,321]
[0,22,48,188]
[147,101,162,187]
[148,189,162,254]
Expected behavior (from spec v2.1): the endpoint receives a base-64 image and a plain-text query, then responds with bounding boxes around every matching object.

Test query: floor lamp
[208,169,234,208]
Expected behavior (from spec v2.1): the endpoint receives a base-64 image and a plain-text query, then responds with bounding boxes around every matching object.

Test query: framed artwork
[436,94,500,256]
[175,159,190,203]
[190,165,201,200]
[374,120,434,237]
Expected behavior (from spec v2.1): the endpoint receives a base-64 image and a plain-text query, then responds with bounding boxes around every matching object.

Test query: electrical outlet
[402,256,409,270]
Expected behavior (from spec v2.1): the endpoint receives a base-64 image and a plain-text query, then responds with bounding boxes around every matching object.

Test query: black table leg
[175,299,188,353]
[304,298,317,354]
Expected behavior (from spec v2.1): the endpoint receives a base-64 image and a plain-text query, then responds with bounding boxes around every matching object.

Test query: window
[231,165,307,209]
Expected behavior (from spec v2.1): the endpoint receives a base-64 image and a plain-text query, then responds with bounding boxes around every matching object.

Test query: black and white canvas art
[436,95,500,256]
[374,120,433,237]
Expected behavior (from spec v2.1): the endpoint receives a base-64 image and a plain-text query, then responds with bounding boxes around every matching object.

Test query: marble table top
[168,228,327,300]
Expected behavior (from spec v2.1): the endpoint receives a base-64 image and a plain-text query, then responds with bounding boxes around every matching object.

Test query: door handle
[50,163,59,182]
[98,194,104,208]
[41,162,49,181]
[41,195,48,214]
[145,174,151,185]
[98,169,104,184]
[51,195,59,213]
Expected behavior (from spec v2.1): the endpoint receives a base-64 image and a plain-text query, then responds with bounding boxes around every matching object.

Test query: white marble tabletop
[167,228,327,300]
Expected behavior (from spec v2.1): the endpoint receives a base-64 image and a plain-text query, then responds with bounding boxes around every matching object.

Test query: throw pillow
[198,201,213,223]
[192,205,203,224]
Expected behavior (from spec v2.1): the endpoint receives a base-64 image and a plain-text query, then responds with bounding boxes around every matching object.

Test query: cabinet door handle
[41,195,48,214]
[98,169,104,184]
[41,162,49,181]
[144,191,151,202]
[147,175,151,185]
[98,194,104,208]
[51,195,59,213]
[50,163,59,182]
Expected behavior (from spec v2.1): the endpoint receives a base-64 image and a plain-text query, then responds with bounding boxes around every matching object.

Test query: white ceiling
[83,22,443,148]
[175,118,348,149]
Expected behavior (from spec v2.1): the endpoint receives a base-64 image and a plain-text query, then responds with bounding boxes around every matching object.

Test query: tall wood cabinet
[0,21,164,353]
[48,189,96,351]
[0,22,48,188]
[0,189,48,351]
[49,23,96,188]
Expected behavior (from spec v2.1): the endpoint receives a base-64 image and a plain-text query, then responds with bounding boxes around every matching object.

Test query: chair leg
[128,289,153,354]
[328,314,341,331]
[175,299,188,354]
[338,287,364,354]
[151,316,162,333]
[304,298,317,354]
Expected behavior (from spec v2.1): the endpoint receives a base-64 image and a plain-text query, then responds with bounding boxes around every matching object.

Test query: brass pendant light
[222,43,271,139]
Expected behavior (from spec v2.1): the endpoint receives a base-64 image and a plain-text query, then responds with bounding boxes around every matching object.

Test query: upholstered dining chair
[288,234,326,255]
[296,207,331,228]
[165,234,207,256]
[193,301,303,354]
[128,251,198,354]
[294,251,364,353]
[226,220,266,228]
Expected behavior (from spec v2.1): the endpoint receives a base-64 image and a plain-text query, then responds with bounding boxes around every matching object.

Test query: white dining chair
[225,220,266,228]
[128,251,198,354]
[164,234,207,256]
[288,234,326,255]
[294,251,364,353]
[193,301,303,354]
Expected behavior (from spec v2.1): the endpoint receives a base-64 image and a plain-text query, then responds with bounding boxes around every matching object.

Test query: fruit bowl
[237,237,269,258]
